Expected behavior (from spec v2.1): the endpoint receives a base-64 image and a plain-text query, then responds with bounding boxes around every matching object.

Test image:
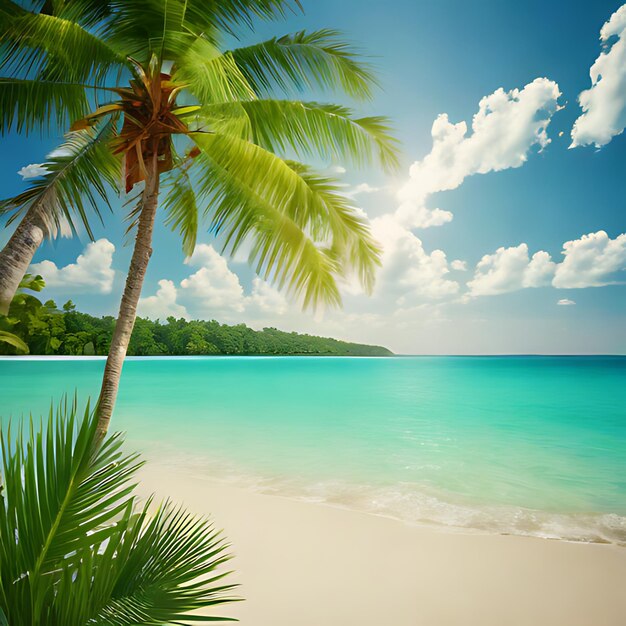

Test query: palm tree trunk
[0,202,48,315]
[95,152,160,440]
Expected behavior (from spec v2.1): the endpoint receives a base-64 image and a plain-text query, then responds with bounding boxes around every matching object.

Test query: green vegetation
[0,288,392,357]
[0,398,237,624]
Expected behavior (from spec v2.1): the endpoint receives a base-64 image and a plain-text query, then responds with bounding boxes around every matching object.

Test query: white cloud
[138,279,189,320]
[571,4,626,148]
[249,277,288,315]
[30,238,115,293]
[467,243,556,297]
[395,204,453,229]
[396,78,561,229]
[553,231,626,288]
[139,244,291,322]
[335,78,560,316]
[466,231,626,298]
[333,78,562,314]
[371,215,460,303]
[18,163,48,179]
[180,244,246,314]
[524,250,557,288]
[345,182,382,198]
[557,299,576,306]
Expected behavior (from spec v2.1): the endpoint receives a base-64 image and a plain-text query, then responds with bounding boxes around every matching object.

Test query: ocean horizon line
[1,353,624,360]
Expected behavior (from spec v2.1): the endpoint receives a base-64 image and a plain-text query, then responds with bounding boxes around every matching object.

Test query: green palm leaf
[191,99,399,170]
[196,154,343,308]
[191,132,382,306]
[0,330,28,353]
[0,120,121,239]
[0,397,142,623]
[51,0,114,28]
[99,0,297,63]
[99,0,198,63]
[163,166,200,256]
[104,0,299,45]
[286,160,382,294]
[90,503,237,625]
[0,3,124,85]
[194,131,380,246]
[0,398,239,625]
[181,0,301,35]
[0,77,92,134]
[231,29,377,99]
[175,42,257,105]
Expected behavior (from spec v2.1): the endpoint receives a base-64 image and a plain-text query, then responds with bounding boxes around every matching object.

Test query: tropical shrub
[0,398,238,625]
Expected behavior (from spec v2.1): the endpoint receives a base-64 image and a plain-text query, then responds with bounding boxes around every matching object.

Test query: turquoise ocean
[1,356,625,543]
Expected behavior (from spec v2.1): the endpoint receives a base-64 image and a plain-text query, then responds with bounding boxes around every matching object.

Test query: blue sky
[2,0,626,354]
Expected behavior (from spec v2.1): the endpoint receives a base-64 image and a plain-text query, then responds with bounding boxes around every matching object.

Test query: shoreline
[133,444,626,546]
[137,465,626,626]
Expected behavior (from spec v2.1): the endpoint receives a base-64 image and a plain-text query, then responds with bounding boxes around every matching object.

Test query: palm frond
[286,160,382,294]
[192,99,399,170]
[194,131,378,245]
[181,0,301,36]
[0,398,239,624]
[0,330,29,353]
[98,0,197,63]
[191,132,381,306]
[82,0,212,65]
[178,101,252,139]
[0,77,91,134]
[193,147,342,308]
[231,29,378,100]
[0,3,125,85]
[53,0,114,28]
[0,397,143,624]
[163,166,200,256]
[174,41,257,104]
[98,0,300,62]
[90,503,238,625]
[0,119,121,239]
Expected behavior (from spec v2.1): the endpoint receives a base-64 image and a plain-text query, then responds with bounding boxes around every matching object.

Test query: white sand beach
[138,466,626,626]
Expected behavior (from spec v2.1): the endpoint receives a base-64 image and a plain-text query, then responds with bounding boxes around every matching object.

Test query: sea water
[1,356,624,543]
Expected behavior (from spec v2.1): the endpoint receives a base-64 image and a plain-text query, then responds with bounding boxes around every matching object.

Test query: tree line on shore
[0,286,392,357]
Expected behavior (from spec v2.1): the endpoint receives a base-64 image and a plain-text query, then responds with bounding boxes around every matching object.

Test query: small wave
[251,478,626,544]
[141,443,626,545]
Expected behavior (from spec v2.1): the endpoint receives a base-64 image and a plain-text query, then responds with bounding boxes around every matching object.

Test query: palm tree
[1,0,399,439]
[0,397,238,625]
[0,123,120,314]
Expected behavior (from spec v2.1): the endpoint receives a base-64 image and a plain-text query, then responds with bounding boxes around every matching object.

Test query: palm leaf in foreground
[0,397,238,625]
